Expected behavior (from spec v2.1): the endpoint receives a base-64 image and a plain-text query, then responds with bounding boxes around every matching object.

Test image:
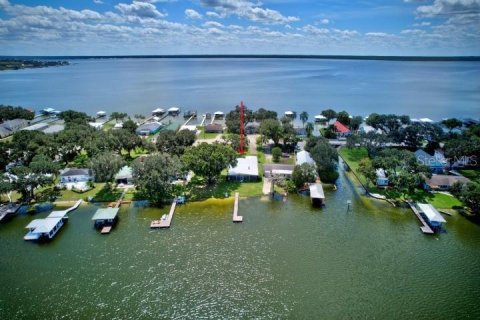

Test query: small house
[92,208,119,229]
[376,169,389,187]
[415,149,444,174]
[214,111,224,119]
[263,164,295,178]
[204,123,223,133]
[424,175,470,191]
[309,183,325,206]
[296,150,314,166]
[60,168,93,190]
[227,156,259,182]
[152,108,165,116]
[334,121,351,137]
[136,121,162,136]
[115,166,133,185]
[417,203,446,231]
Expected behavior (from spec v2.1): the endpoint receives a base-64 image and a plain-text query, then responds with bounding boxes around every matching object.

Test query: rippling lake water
[1,58,479,119]
[1,170,479,319]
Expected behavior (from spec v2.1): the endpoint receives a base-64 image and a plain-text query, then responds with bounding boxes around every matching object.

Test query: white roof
[97,111,106,115]
[114,123,123,128]
[25,219,46,229]
[272,169,293,175]
[180,125,197,132]
[25,216,62,234]
[47,210,68,219]
[88,122,104,129]
[296,150,314,166]
[420,118,433,123]
[228,156,259,177]
[376,168,387,178]
[152,108,164,113]
[168,107,180,112]
[285,111,294,115]
[43,108,55,113]
[315,115,327,119]
[309,183,325,199]
[418,203,446,223]
[214,111,224,115]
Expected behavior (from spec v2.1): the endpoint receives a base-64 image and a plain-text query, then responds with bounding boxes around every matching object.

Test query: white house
[227,156,259,181]
[376,169,389,187]
[60,168,94,190]
[296,150,315,166]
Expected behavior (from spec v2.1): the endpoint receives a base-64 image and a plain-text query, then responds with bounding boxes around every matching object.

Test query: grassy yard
[186,175,263,200]
[338,147,371,187]
[429,193,463,209]
[57,183,106,201]
[459,169,480,183]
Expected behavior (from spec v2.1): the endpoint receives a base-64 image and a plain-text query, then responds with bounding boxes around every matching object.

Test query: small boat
[161,214,167,221]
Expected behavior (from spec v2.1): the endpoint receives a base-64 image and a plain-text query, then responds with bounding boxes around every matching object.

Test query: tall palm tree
[305,122,314,137]
[300,111,308,127]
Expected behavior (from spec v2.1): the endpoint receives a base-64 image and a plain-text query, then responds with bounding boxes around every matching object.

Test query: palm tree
[305,122,314,137]
[300,111,308,127]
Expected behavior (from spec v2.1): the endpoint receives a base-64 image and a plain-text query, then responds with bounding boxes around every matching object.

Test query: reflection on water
[0,171,480,319]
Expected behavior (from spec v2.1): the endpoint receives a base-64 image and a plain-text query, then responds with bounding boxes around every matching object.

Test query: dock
[151,201,176,228]
[407,201,434,234]
[0,203,21,222]
[233,192,243,222]
[101,226,112,234]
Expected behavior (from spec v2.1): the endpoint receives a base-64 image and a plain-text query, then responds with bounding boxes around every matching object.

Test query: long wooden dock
[233,193,243,223]
[151,201,176,228]
[407,201,434,234]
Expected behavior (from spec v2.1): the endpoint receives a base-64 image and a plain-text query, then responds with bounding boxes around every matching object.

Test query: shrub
[272,147,282,163]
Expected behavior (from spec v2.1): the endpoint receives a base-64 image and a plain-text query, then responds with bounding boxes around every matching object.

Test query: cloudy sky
[0,0,479,56]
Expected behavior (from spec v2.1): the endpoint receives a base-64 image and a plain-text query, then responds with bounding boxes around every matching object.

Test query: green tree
[309,137,339,183]
[282,121,297,148]
[88,152,125,182]
[110,112,128,123]
[0,179,14,202]
[442,118,463,133]
[0,105,34,122]
[29,154,60,175]
[305,122,314,138]
[122,119,138,134]
[182,143,238,184]
[336,111,350,126]
[254,108,277,122]
[156,129,196,156]
[292,163,317,189]
[358,158,376,187]
[460,182,480,214]
[299,111,308,127]
[349,116,363,131]
[272,146,282,163]
[225,105,254,134]
[11,166,53,203]
[59,110,92,125]
[222,134,249,153]
[321,109,336,121]
[132,153,183,205]
[260,119,282,145]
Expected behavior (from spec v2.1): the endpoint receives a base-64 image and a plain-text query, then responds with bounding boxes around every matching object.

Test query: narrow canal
[1,169,479,319]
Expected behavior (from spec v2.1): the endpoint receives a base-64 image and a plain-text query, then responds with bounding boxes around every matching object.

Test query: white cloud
[366,32,388,37]
[93,0,104,4]
[203,21,223,28]
[320,19,329,25]
[413,21,431,27]
[115,1,166,19]
[200,0,299,24]
[416,0,480,17]
[206,11,221,18]
[185,9,202,19]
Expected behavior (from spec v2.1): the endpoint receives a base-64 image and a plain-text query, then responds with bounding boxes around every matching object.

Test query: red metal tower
[239,101,245,154]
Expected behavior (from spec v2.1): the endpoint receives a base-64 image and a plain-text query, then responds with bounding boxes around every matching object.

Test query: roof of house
[228,156,259,177]
[0,118,28,130]
[315,115,327,120]
[415,149,444,168]
[417,203,446,223]
[296,150,314,166]
[88,122,104,129]
[152,108,164,113]
[334,121,350,133]
[426,175,470,187]
[376,168,387,178]
[214,111,224,115]
[42,124,64,134]
[309,183,325,199]
[263,164,295,173]
[22,122,49,131]
[137,121,162,132]
[61,168,92,177]
[168,107,180,112]
[115,166,133,180]
[92,208,119,221]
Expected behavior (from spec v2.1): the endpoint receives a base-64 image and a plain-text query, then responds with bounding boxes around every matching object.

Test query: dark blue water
[0,58,479,119]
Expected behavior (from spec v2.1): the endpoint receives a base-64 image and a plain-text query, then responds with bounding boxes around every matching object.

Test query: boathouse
[309,183,325,206]
[24,210,68,241]
[417,203,446,231]
[168,107,180,116]
[92,208,119,229]
[136,121,162,136]
[152,108,165,116]
[228,156,259,182]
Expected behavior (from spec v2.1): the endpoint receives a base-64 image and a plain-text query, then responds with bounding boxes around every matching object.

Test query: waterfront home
[60,168,94,190]
[263,164,295,178]
[136,121,162,136]
[227,156,259,182]
[415,149,444,174]
[334,121,351,137]
[314,115,328,124]
[214,111,224,119]
[309,183,325,206]
[417,203,446,231]
[24,210,68,241]
[376,169,389,187]
[92,208,119,229]
[296,150,314,166]
[97,111,106,118]
[168,107,180,116]
[424,174,470,191]
[152,108,165,116]
[204,123,223,133]
[115,166,133,185]
[0,119,28,138]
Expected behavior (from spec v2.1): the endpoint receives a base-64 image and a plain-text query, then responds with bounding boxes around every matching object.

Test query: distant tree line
[0,105,35,122]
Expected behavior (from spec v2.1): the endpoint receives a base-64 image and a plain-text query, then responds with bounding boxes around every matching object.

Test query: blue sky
[0,0,479,55]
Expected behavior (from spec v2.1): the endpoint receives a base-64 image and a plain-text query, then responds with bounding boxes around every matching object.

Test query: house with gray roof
[0,119,28,138]
[415,149,445,174]
[136,121,162,136]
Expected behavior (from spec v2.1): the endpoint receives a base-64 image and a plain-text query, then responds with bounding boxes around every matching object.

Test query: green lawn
[186,175,263,200]
[57,183,106,201]
[429,192,463,209]
[338,147,371,187]
[459,169,480,183]
[197,126,220,139]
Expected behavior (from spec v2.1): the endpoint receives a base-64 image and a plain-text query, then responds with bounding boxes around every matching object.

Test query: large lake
[1,58,479,120]
[1,168,479,319]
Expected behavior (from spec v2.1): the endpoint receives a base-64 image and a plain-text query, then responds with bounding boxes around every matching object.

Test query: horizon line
[1,54,479,62]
